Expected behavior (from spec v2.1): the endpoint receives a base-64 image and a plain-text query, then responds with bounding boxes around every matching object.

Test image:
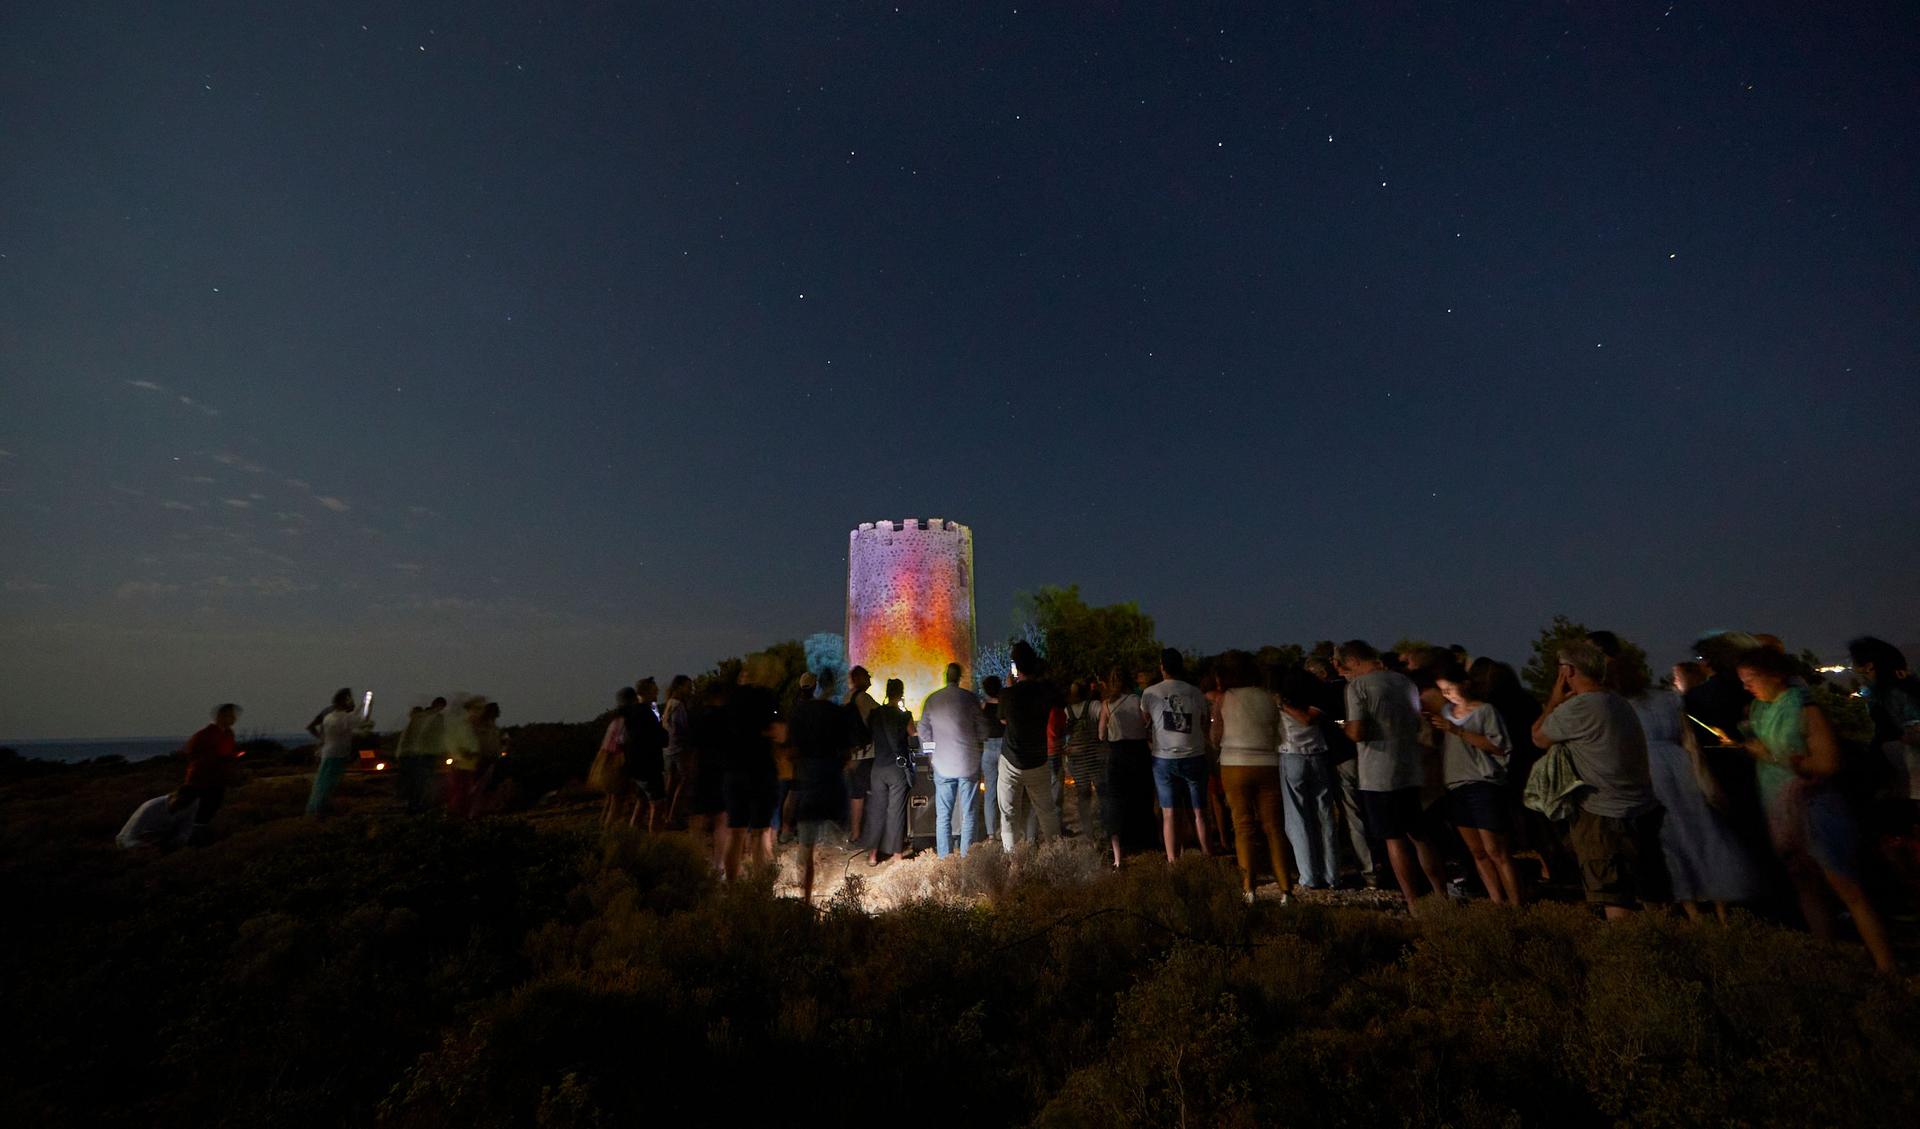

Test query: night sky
[3,3,1916,739]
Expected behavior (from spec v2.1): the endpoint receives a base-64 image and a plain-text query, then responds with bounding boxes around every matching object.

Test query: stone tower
[846,519,977,713]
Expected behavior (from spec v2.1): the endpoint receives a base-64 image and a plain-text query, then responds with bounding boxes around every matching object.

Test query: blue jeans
[933,771,980,858]
[1281,753,1341,887]
[1152,755,1208,809]
[980,738,1003,839]
[306,756,350,816]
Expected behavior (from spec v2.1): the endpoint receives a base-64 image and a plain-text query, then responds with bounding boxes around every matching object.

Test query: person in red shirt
[178,703,242,836]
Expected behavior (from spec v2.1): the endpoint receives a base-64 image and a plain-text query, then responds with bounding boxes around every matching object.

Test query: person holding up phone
[306,687,372,817]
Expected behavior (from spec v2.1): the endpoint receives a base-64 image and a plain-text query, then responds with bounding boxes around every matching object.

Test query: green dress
[1746,685,1807,807]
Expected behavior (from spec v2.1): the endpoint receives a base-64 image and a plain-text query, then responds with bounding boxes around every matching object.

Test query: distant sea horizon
[1,734,315,765]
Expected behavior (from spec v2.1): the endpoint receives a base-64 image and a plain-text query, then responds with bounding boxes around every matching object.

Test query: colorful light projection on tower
[846,519,977,713]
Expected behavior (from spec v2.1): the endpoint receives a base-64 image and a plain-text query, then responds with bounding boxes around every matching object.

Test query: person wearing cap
[178,702,242,837]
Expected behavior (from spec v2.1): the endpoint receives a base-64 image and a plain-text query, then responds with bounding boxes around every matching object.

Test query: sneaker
[1242,890,1255,905]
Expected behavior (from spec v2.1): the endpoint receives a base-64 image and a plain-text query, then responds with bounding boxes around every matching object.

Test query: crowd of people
[119,628,1920,972]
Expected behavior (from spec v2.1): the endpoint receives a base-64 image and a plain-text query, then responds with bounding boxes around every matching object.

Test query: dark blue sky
[3,2,1916,737]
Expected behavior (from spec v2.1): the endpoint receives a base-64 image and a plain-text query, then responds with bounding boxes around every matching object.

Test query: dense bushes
[385,840,1919,1129]
[5,762,1917,1128]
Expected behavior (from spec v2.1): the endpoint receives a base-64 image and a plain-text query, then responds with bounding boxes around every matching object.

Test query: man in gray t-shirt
[1533,639,1662,918]
[1537,691,1654,818]
[1343,668,1425,791]
[1336,640,1447,908]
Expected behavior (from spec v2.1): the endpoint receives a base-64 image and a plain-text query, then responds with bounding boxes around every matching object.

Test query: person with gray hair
[920,661,989,858]
[1532,639,1663,919]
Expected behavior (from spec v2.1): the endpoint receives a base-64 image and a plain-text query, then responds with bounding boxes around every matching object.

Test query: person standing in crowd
[998,641,1064,850]
[1099,667,1153,867]
[788,671,852,901]
[979,675,1007,844]
[774,672,816,841]
[1307,655,1377,887]
[921,662,988,859]
[442,696,496,819]
[1532,641,1664,920]
[1469,657,1550,880]
[590,688,636,827]
[1210,651,1291,902]
[1430,666,1522,904]
[660,675,694,828]
[473,700,505,814]
[687,680,734,873]
[722,656,785,879]
[1737,647,1897,972]
[624,679,667,831]
[1612,653,1763,920]
[1144,649,1213,862]
[863,677,915,866]
[843,666,879,845]
[1849,636,1920,820]
[305,688,369,817]
[1278,669,1340,890]
[394,697,447,815]
[1037,694,1068,840]
[1061,680,1110,843]
[1338,641,1445,906]
[178,702,242,838]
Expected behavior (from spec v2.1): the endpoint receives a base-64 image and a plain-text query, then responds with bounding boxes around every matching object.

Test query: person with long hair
[660,675,694,827]
[1277,669,1340,889]
[1210,651,1292,902]
[589,688,635,827]
[1061,679,1110,843]
[305,688,368,817]
[1470,656,1551,880]
[1737,647,1897,971]
[1099,666,1153,867]
[1430,665,1523,904]
[863,677,914,866]
[1608,648,1762,921]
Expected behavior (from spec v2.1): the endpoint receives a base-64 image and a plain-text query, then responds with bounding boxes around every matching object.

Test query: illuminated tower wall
[847,519,977,714]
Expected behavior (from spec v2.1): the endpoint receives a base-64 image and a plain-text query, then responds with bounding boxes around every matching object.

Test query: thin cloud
[222,498,253,509]
[4,578,53,592]
[315,496,351,512]
[126,380,164,392]
[115,580,179,598]
[160,500,197,512]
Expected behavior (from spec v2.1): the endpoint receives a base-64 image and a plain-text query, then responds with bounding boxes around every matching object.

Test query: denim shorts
[1151,755,1208,809]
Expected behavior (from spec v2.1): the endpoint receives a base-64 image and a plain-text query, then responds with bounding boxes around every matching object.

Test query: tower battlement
[846,520,977,710]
